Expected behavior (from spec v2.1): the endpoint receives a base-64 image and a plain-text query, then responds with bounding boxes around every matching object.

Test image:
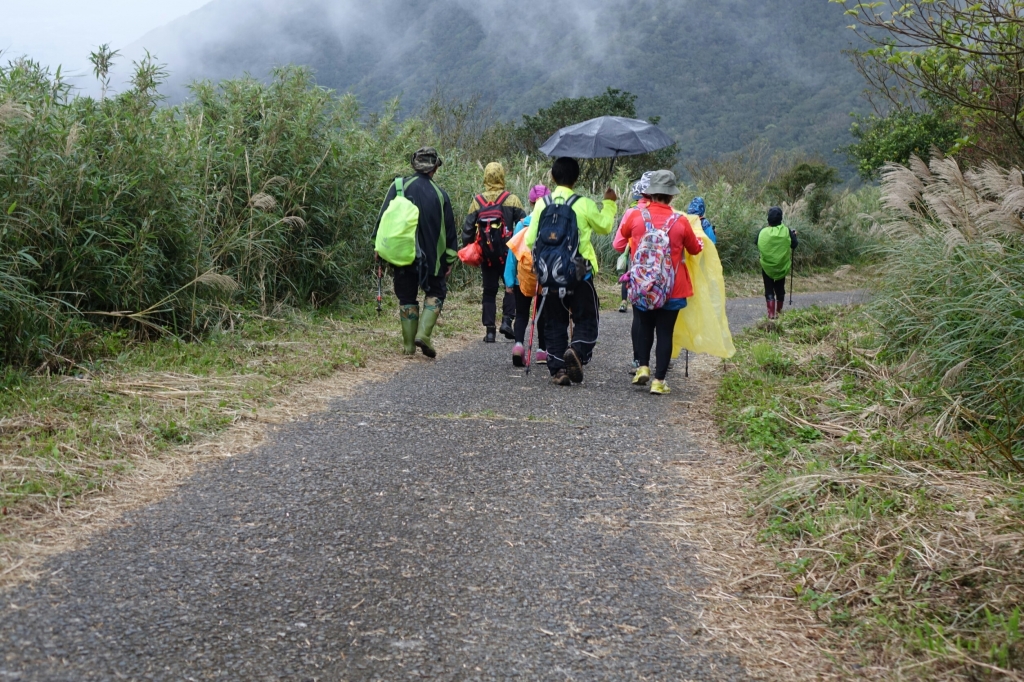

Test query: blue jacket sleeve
[504,219,525,286]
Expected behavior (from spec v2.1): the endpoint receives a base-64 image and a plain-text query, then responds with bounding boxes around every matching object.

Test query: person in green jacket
[524,157,618,386]
[756,206,798,320]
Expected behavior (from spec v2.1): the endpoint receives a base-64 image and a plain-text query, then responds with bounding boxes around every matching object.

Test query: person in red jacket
[614,170,703,395]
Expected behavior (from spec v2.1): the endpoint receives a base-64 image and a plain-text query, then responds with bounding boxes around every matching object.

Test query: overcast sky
[0,0,209,85]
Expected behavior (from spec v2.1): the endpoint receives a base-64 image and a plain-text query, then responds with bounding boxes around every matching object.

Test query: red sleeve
[680,217,703,256]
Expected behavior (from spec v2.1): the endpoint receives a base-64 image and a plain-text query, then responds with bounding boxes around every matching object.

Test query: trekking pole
[685,350,690,378]
[524,293,541,376]
[524,292,548,376]
[790,264,795,307]
[375,260,383,315]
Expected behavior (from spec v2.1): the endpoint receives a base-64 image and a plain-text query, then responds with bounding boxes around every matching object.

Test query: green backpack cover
[758,223,793,281]
[375,177,420,267]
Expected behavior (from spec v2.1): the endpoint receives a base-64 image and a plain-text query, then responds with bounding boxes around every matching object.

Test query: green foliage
[836,0,1024,167]
[846,110,964,180]
[871,238,1024,472]
[768,161,840,224]
[684,178,880,274]
[717,305,1024,677]
[0,57,507,367]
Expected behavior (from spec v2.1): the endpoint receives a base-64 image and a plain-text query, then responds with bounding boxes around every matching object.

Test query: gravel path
[0,292,861,681]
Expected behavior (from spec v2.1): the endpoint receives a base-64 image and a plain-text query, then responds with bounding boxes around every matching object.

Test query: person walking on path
[614,173,654,368]
[505,184,550,366]
[616,170,703,395]
[462,162,527,343]
[686,196,717,244]
[525,157,618,386]
[373,147,458,358]
[616,172,654,314]
[757,206,798,320]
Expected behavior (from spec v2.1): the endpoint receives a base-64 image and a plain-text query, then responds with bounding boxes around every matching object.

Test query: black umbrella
[540,115,674,159]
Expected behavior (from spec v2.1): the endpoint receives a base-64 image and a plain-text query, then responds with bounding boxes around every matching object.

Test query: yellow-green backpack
[375,177,419,267]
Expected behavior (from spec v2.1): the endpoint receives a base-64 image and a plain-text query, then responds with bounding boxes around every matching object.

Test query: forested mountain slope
[128,0,865,163]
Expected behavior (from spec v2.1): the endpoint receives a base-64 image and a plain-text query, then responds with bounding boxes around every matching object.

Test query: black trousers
[482,263,515,328]
[540,279,600,375]
[762,269,787,302]
[513,286,546,348]
[634,308,680,381]
[394,265,447,306]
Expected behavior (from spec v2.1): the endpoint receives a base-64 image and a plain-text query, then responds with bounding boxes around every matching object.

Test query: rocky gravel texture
[0,293,859,680]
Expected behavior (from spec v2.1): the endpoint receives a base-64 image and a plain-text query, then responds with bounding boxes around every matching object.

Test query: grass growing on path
[0,291,480,582]
[715,305,1024,679]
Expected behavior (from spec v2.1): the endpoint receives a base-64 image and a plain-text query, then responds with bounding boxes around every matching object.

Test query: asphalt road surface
[0,292,864,681]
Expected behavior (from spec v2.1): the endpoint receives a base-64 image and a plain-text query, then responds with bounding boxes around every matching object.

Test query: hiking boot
[399,304,419,356]
[563,348,584,384]
[535,350,548,365]
[767,299,777,320]
[618,301,628,313]
[512,343,525,367]
[650,379,671,395]
[633,365,651,386]
[415,297,442,359]
[551,369,572,386]
[499,317,515,340]
[484,327,496,343]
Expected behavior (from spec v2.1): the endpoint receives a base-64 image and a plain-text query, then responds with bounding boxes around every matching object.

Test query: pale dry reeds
[880,153,1024,251]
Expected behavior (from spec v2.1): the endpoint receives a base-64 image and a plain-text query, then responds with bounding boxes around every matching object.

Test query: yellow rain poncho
[673,216,735,359]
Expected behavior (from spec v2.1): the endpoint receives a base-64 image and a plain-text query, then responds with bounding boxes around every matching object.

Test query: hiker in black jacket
[373,147,458,358]
[461,162,527,343]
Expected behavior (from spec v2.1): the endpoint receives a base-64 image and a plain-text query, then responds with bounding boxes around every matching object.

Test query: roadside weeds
[675,306,1024,680]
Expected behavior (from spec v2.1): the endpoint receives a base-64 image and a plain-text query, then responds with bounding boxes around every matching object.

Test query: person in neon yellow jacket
[757,206,799,320]
[524,157,618,386]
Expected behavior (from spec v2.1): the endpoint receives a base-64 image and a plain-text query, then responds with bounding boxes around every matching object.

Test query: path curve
[0,292,863,680]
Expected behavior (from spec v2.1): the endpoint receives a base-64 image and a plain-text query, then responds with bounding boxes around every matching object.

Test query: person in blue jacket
[686,197,717,244]
[505,185,550,366]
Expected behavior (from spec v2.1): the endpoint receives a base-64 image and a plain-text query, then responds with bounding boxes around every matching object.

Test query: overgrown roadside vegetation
[700,150,1024,678]
[712,304,1023,679]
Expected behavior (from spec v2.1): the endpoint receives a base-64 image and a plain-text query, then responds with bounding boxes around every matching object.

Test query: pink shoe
[535,349,548,365]
[512,343,525,367]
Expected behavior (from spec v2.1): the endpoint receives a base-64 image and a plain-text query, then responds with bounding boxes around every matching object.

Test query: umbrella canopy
[539,116,675,159]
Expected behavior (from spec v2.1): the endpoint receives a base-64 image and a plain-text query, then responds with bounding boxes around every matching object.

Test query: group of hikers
[373,147,797,394]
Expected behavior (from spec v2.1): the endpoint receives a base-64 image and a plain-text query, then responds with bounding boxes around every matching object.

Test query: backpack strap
[641,207,656,232]
[495,191,511,206]
[475,194,490,209]
[395,176,405,197]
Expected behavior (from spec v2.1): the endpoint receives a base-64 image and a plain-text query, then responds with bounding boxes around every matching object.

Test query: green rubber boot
[399,304,419,355]
[415,296,442,359]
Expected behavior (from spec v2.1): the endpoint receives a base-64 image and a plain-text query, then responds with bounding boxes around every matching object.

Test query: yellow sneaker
[632,366,651,386]
[650,379,671,395]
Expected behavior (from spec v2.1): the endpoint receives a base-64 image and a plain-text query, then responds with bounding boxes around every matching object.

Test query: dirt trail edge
[0,293,862,681]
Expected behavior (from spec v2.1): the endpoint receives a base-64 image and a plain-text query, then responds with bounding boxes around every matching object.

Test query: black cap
[767,207,784,226]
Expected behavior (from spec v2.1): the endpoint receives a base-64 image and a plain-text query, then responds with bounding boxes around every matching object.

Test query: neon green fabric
[375,177,420,267]
[523,186,617,274]
[758,223,793,280]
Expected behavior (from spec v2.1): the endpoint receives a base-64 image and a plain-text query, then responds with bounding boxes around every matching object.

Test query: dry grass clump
[711,305,1024,679]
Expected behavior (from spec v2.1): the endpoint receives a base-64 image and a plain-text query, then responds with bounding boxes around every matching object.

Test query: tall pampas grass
[873,153,1024,471]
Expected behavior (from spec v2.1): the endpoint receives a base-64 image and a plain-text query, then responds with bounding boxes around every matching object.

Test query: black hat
[767,207,784,226]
